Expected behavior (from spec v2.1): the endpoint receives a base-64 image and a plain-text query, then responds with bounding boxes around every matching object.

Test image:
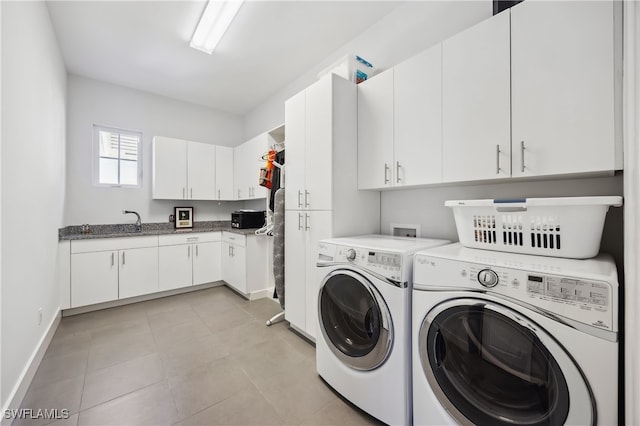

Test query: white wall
[243,1,492,139]
[1,1,67,411]
[66,75,246,225]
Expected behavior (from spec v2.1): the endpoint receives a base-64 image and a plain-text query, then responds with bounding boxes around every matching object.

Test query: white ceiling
[47,1,402,116]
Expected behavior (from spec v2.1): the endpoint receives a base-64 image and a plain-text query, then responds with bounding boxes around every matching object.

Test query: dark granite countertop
[59,221,264,241]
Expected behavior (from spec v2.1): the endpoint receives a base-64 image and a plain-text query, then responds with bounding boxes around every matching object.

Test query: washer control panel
[331,246,403,282]
[414,255,617,332]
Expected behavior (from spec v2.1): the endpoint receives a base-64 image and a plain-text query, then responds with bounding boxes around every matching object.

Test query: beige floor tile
[86,331,157,372]
[142,295,190,317]
[241,298,283,322]
[80,352,165,410]
[233,338,308,385]
[191,294,240,318]
[198,304,254,334]
[44,331,92,360]
[299,397,384,426]
[181,385,284,426]
[158,337,222,379]
[147,306,200,331]
[211,320,272,356]
[168,357,254,420]
[15,376,84,426]
[88,318,151,348]
[152,318,212,349]
[77,381,178,426]
[29,350,88,390]
[252,357,336,424]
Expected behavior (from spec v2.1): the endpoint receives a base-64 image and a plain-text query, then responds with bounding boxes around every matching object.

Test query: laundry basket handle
[494,198,527,212]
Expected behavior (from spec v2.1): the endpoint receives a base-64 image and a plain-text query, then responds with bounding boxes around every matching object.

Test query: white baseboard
[1,309,61,425]
[248,286,275,301]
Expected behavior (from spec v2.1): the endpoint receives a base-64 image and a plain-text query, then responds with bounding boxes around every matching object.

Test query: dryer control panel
[318,243,404,282]
[414,254,618,333]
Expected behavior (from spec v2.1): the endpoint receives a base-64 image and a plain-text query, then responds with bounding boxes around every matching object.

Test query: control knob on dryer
[477,269,499,288]
[346,248,357,262]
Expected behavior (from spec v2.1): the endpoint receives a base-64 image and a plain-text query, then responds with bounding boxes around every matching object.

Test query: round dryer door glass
[319,270,392,371]
[420,302,570,426]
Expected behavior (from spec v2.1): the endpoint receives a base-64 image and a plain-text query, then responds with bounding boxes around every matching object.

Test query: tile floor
[17,286,383,426]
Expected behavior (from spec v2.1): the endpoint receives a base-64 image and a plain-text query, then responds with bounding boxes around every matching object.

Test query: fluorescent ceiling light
[190,0,244,54]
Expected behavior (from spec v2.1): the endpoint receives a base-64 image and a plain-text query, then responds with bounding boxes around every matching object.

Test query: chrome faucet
[123,210,142,232]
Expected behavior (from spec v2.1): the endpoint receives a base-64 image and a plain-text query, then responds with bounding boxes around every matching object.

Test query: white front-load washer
[315,235,450,425]
[412,243,619,426]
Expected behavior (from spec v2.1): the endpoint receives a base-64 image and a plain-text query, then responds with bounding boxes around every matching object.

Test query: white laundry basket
[445,196,622,259]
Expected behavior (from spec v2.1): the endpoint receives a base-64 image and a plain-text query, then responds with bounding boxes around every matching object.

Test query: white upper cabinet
[234,134,267,200]
[215,146,234,200]
[152,137,218,200]
[510,0,622,177]
[357,69,394,190]
[285,74,339,210]
[284,90,306,209]
[394,44,442,186]
[357,43,443,190]
[442,10,511,183]
[152,136,188,199]
[187,141,216,200]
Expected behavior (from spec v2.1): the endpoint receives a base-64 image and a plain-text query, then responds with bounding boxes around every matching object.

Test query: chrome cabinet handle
[384,163,390,184]
[304,190,310,208]
[218,189,221,200]
[396,161,401,183]
[297,190,303,208]
[228,245,231,256]
[196,245,199,257]
[496,145,501,174]
[305,214,310,231]
[122,251,125,265]
[190,188,193,199]
[298,213,303,231]
[188,246,191,258]
[230,246,234,257]
[237,189,240,199]
[182,188,185,199]
[521,141,525,173]
[111,252,114,267]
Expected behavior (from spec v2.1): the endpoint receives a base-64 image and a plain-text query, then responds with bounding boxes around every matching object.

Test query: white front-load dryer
[315,235,450,425]
[412,243,619,426]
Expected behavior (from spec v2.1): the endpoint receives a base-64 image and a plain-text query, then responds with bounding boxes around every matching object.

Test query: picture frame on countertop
[174,207,193,229]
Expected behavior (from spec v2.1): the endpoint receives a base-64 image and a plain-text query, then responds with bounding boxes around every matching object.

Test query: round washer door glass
[420,301,572,426]
[319,269,392,371]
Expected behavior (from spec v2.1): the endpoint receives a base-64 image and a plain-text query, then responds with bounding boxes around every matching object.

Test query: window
[93,125,142,187]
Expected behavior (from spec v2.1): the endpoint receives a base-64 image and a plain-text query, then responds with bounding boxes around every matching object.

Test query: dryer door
[318,269,393,371]
[418,298,593,426]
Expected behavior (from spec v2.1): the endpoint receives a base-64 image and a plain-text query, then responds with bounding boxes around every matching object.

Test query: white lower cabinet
[221,232,267,298]
[71,250,119,307]
[158,232,222,291]
[70,236,159,308]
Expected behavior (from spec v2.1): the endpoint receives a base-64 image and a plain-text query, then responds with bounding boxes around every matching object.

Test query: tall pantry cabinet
[284,73,380,340]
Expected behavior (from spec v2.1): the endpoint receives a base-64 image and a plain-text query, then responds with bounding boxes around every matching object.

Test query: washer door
[318,269,393,371]
[418,298,594,426]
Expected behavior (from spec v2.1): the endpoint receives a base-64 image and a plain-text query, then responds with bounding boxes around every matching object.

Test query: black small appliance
[231,210,266,229]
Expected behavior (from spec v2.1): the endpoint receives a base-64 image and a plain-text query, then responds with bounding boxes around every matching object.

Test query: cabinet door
[187,141,216,200]
[233,143,247,200]
[395,45,442,186]
[305,76,333,210]
[119,247,159,299]
[442,11,511,182]
[511,1,619,177]
[215,146,234,200]
[158,244,193,291]
[284,90,306,210]
[221,241,240,289]
[247,135,268,200]
[284,210,307,331]
[304,211,332,339]
[152,136,187,199]
[71,251,118,307]
[193,241,222,285]
[357,69,394,189]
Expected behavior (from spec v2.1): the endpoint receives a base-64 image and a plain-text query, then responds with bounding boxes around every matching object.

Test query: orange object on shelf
[259,149,276,189]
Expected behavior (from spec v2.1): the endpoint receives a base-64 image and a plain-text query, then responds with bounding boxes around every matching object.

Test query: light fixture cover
[190,0,245,54]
